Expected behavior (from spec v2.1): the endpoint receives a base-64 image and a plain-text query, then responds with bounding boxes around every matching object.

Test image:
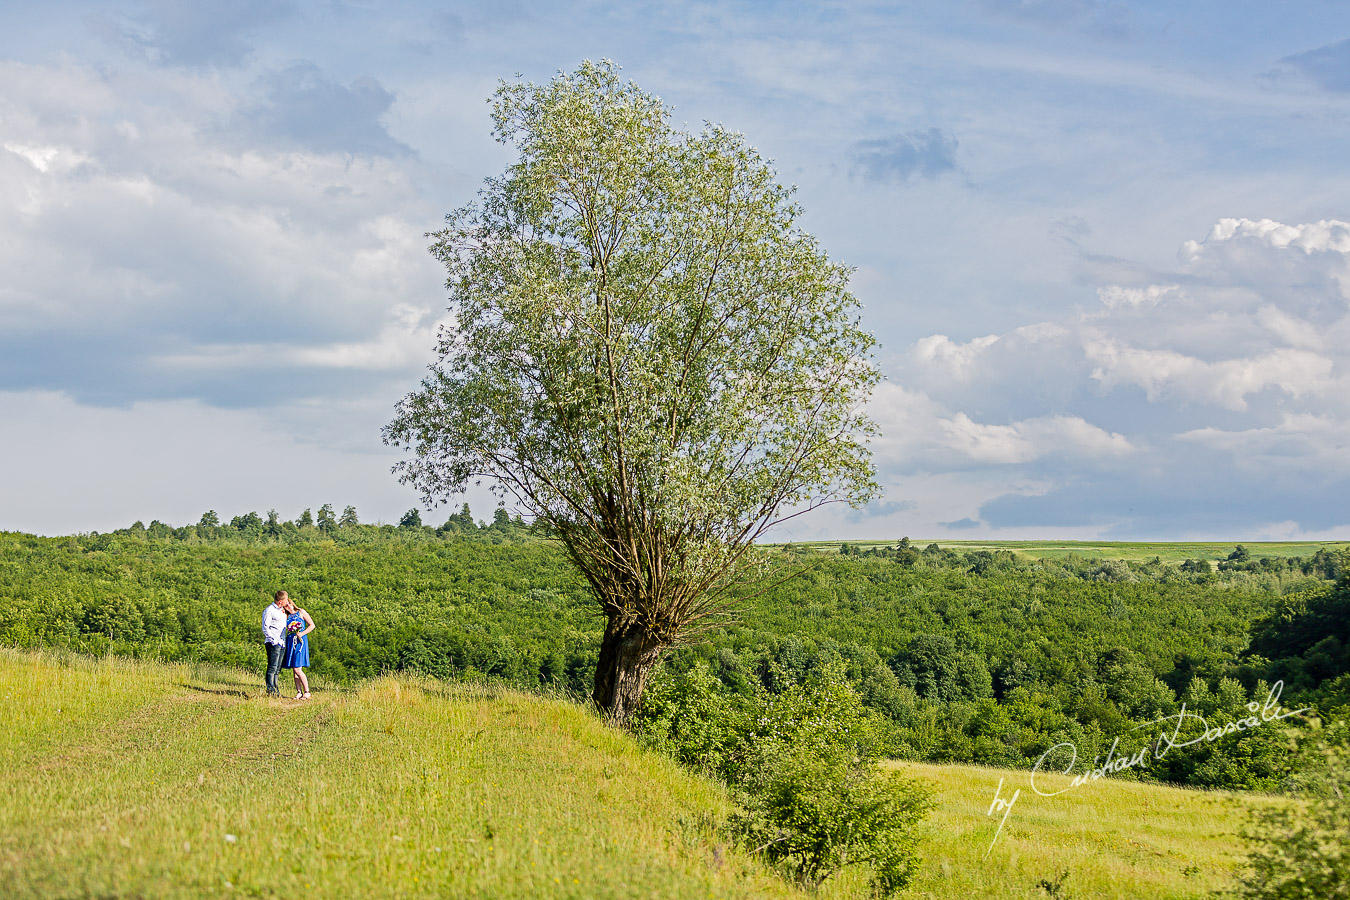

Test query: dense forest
[1,509,1346,793]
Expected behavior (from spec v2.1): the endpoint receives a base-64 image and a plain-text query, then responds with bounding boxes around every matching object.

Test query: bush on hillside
[1235,713,1350,899]
[635,661,932,895]
[731,742,931,896]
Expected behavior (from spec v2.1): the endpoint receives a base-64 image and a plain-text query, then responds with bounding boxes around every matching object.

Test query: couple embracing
[261,590,316,699]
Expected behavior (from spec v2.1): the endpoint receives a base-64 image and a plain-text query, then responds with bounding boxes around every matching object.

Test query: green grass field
[0,649,806,899]
[786,539,1350,564]
[892,760,1284,900]
[0,650,1284,899]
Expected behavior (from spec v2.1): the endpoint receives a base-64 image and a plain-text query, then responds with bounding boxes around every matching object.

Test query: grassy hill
[0,649,804,899]
[0,650,1284,899]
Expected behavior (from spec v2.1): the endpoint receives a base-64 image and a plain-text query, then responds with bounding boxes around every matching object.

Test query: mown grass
[0,648,840,899]
[786,539,1350,563]
[892,760,1285,900]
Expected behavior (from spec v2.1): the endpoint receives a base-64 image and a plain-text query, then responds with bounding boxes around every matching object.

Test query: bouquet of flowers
[287,619,305,637]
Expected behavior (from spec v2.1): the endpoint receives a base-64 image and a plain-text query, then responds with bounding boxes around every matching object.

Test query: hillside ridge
[0,649,813,899]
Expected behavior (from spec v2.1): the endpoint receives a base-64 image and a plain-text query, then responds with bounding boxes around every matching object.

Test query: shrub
[1235,715,1350,899]
[731,744,931,896]
[633,662,748,781]
[635,661,933,895]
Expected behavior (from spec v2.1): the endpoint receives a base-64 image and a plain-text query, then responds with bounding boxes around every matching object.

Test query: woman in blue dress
[281,598,316,700]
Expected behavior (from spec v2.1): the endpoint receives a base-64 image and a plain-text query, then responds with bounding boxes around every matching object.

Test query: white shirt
[262,603,287,646]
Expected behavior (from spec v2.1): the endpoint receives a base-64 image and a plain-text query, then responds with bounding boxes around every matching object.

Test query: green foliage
[1182,557,1213,575]
[891,633,992,703]
[385,60,880,718]
[1236,718,1350,899]
[1248,577,1350,696]
[636,663,932,895]
[733,746,931,897]
[733,668,931,895]
[633,663,749,779]
[0,525,598,692]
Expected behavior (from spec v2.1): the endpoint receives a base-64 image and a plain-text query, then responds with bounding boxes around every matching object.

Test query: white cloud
[1076,219,1350,409]
[902,216,1350,416]
[1096,283,1178,310]
[870,382,1132,467]
[911,333,1000,379]
[292,303,447,369]
[877,216,1350,536]
[1185,217,1350,258]
[155,303,450,372]
[900,322,1072,399]
[1085,341,1335,410]
[1178,412,1350,472]
[2,143,92,174]
[938,412,1133,464]
[0,58,445,405]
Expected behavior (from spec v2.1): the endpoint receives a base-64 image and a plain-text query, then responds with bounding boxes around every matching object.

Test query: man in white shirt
[261,590,289,696]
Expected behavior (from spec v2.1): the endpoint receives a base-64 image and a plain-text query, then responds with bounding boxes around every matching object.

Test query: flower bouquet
[287,619,304,638]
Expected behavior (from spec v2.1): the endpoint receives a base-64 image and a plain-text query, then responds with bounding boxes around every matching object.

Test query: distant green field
[784,539,1350,564]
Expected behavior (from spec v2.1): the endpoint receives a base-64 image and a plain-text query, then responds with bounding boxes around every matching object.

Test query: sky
[2,0,1349,541]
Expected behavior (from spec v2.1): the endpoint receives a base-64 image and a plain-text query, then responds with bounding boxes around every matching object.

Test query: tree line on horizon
[97,502,524,542]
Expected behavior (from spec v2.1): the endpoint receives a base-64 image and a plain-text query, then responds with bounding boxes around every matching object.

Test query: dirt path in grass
[0,662,336,892]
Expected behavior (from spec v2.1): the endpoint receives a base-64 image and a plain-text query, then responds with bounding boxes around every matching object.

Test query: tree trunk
[592,615,666,724]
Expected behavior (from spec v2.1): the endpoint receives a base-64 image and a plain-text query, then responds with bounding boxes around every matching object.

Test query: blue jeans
[265,642,285,695]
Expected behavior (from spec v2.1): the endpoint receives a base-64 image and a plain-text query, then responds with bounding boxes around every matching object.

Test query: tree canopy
[385,61,879,719]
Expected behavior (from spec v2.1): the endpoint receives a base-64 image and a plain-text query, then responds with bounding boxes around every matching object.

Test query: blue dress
[283,611,311,669]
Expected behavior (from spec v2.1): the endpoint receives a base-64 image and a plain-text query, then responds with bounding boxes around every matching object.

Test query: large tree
[385,61,878,722]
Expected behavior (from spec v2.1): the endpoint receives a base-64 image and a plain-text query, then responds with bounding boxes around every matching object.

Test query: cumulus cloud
[910,334,999,379]
[0,59,442,408]
[1096,284,1178,310]
[1076,218,1350,409]
[939,411,1133,463]
[153,304,449,373]
[1178,413,1350,473]
[849,128,959,183]
[881,216,1350,537]
[909,323,1068,382]
[870,382,1132,469]
[899,218,1350,411]
[1085,342,1335,410]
